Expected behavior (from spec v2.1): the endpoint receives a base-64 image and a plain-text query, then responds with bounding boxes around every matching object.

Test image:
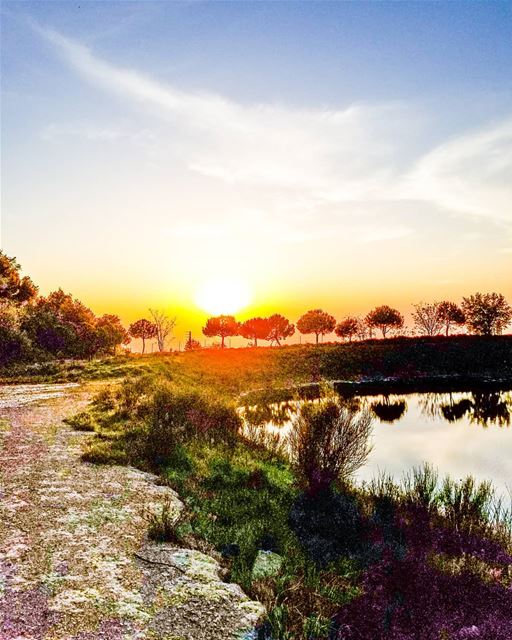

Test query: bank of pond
[53,374,512,640]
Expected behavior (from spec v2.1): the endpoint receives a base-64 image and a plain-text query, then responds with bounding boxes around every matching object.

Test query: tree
[23,289,98,358]
[96,314,130,355]
[149,309,177,352]
[0,251,38,304]
[297,309,336,345]
[267,314,295,346]
[365,305,404,338]
[462,292,512,336]
[335,317,359,342]
[202,315,239,348]
[437,301,465,336]
[129,318,158,354]
[184,336,201,351]
[354,317,370,341]
[239,317,271,347]
[412,302,444,337]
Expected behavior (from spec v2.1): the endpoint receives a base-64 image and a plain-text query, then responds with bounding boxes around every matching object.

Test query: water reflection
[370,398,407,423]
[241,386,512,497]
[417,391,511,428]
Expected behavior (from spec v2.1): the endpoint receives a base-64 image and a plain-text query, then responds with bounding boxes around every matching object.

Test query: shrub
[145,498,186,543]
[440,476,495,532]
[64,411,97,432]
[288,397,373,494]
[143,382,241,467]
[402,463,440,513]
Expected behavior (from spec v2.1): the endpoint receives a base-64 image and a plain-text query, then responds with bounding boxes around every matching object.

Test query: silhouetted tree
[412,302,443,336]
[239,317,270,347]
[335,317,359,341]
[366,305,404,338]
[354,317,370,341]
[202,315,239,348]
[437,301,465,336]
[0,251,38,304]
[96,314,130,355]
[149,309,177,352]
[297,309,336,345]
[462,292,512,336]
[129,318,158,354]
[267,313,295,345]
[184,336,201,351]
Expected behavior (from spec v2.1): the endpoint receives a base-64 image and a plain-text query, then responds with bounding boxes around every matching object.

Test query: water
[243,388,512,498]
[0,383,80,409]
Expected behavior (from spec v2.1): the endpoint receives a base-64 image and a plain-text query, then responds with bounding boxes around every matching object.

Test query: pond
[242,387,512,499]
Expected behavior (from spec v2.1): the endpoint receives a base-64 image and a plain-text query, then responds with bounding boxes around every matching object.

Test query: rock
[251,550,283,581]
[137,543,266,639]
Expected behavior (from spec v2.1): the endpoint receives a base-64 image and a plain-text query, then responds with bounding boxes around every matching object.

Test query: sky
[1,1,512,345]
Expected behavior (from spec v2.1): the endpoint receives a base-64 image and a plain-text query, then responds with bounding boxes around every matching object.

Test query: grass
[2,334,512,389]
[64,364,512,639]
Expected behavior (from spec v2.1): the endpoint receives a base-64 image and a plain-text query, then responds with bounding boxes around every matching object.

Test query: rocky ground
[0,383,264,640]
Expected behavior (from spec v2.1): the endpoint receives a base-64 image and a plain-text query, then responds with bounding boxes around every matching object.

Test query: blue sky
[1,1,511,335]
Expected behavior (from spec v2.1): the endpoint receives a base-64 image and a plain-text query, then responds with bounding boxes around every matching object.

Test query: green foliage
[439,475,495,531]
[64,411,97,431]
[289,396,373,492]
[402,463,440,512]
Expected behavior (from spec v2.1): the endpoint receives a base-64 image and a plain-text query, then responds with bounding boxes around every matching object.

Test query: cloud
[36,25,512,239]
[37,26,407,194]
[401,119,512,222]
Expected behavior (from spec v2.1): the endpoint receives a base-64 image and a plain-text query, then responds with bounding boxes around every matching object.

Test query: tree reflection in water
[420,390,511,428]
[370,396,407,423]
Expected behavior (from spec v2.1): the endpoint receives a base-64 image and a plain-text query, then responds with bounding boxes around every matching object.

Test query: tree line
[196,295,512,347]
[0,252,177,365]
[2,251,511,365]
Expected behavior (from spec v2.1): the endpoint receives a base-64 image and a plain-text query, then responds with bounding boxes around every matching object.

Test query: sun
[195,277,252,316]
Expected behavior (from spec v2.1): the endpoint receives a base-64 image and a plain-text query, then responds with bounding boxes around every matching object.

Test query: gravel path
[0,384,264,640]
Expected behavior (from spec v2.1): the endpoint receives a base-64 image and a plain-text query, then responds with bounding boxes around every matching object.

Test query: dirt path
[0,384,264,640]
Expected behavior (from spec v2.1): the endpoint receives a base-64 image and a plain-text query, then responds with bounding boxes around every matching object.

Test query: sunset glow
[1,2,511,342]
[195,278,252,316]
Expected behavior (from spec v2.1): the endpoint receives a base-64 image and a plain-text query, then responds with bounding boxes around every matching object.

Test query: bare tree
[288,397,373,493]
[149,309,177,352]
[412,302,444,336]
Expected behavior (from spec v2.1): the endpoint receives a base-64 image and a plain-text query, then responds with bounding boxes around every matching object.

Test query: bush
[0,325,32,366]
[440,476,495,532]
[142,382,241,468]
[288,397,373,493]
[145,498,186,543]
[402,463,439,513]
[64,411,97,432]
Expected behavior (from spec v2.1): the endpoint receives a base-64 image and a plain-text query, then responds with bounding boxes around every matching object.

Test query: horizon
[1,1,511,344]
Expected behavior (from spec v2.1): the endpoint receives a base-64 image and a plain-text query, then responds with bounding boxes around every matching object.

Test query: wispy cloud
[401,119,512,222]
[36,25,512,242]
